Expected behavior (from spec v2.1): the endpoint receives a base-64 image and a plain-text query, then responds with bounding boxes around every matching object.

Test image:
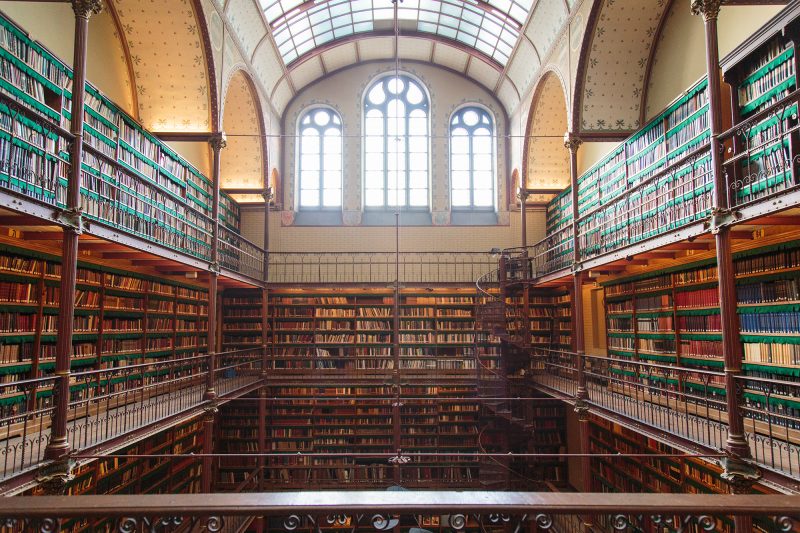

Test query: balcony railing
[502,90,800,283]
[268,252,496,284]
[530,348,800,480]
[0,349,262,481]
[0,491,797,532]
[721,88,800,209]
[0,91,267,282]
[219,226,266,282]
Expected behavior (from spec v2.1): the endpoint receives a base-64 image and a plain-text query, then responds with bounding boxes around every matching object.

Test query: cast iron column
[691,0,759,523]
[205,133,226,401]
[564,134,587,402]
[44,0,102,464]
[519,188,530,249]
[566,134,592,530]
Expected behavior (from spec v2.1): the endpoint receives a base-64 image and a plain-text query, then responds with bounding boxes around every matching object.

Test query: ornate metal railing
[268,252,496,284]
[720,88,800,210]
[530,348,800,479]
[0,375,57,481]
[0,91,268,281]
[0,491,797,532]
[214,348,263,397]
[527,224,574,278]
[0,350,262,482]
[735,372,800,479]
[219,226,266,282]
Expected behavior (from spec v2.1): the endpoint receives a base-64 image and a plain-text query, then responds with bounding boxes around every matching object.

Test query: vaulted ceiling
[214,0,579,117]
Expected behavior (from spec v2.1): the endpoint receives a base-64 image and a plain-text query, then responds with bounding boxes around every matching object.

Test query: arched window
[298,107,342,208]
[450,106,495,209]
[364,74,429,208]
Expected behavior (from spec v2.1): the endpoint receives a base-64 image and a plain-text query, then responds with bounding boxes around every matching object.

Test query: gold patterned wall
[221,70,264,192]
[112,0,212,131]
[525,72,570,198]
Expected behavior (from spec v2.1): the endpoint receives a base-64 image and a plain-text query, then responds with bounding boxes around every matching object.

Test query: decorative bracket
[209,261,221,274]
[571,261,583,274]
[36,458,76,495]
[573,399,590,421]
[707,206,741,235]
[203,400,220,416]
[53,207,88,234]
[719,455,761,493]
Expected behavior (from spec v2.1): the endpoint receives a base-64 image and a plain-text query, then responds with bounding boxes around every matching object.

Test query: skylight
[259,0,533,67]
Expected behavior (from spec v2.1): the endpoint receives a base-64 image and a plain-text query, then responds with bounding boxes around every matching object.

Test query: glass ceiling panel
[258,0,534,67]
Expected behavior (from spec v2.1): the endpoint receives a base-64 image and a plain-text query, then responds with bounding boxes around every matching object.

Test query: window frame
[296,106,344,211]
[449,104,497,211]
[362,73,431,211]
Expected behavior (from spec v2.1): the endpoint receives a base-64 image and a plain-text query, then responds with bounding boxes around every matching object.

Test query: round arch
[571,0,672,135]
[522,70,570,203]
[109,0,217,132]
[221,69,267,201]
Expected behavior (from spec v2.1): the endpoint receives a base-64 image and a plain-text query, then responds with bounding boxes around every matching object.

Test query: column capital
[719,455,761,494]
[690,0,722,21]
[563,133,582,153]
[209,132,227,152]
[262,185,274,203]
[516,187,530,203]
[72,0,103,19]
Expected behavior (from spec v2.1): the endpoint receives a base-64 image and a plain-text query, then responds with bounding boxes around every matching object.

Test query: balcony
[0,93,266,286]
[530,348,800,484]
[0,348,262,484]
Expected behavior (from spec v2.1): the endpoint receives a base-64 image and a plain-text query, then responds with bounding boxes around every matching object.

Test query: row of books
[740,311,800,333]
[738,49,795,106]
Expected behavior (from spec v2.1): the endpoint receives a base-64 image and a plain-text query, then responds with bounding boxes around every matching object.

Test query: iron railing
[720,88,800,209]
[0,91,268,281]
[0,349,262,481]
[530,348,800,480]
[268,252,496,284]
[219,226,266,281]
[0,491,797,532]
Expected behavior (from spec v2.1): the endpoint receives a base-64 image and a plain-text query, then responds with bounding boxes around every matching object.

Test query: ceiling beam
[22,232,66,241]
[750,216,800,225]
[662,242,713,251]
[0,216,56,226]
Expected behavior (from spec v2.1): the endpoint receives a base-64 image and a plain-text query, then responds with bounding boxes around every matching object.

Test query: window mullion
[318,128,325,206]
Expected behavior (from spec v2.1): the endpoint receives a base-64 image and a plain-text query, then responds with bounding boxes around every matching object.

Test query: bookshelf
[0,12,241,262]
[216,287,505,489]
[0,240,208,417]
[216,396,260,490]
[26,417,204,531]
[722,10,800,206]
[221,289,266,352]
[503,288,571,374]
[588,417,777,533]
[576,78,712,261]
[602,238,800,435]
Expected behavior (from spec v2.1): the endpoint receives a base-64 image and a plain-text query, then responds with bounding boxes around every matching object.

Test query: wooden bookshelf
[722,6,800,206]
[0,11,241,263]
[26,417,204,531]
[587,416,777,533]
[0,241,208,418]
[602,239,800,434]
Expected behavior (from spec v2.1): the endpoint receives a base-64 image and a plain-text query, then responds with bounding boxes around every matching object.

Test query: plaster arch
[523,70,571,203]
[221,69,266,198]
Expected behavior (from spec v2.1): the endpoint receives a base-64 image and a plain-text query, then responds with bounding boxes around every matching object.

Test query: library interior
[0,0,798,530]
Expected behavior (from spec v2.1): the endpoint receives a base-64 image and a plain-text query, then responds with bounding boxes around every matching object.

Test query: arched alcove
[523,71,570,203]
[221,70,266,203]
